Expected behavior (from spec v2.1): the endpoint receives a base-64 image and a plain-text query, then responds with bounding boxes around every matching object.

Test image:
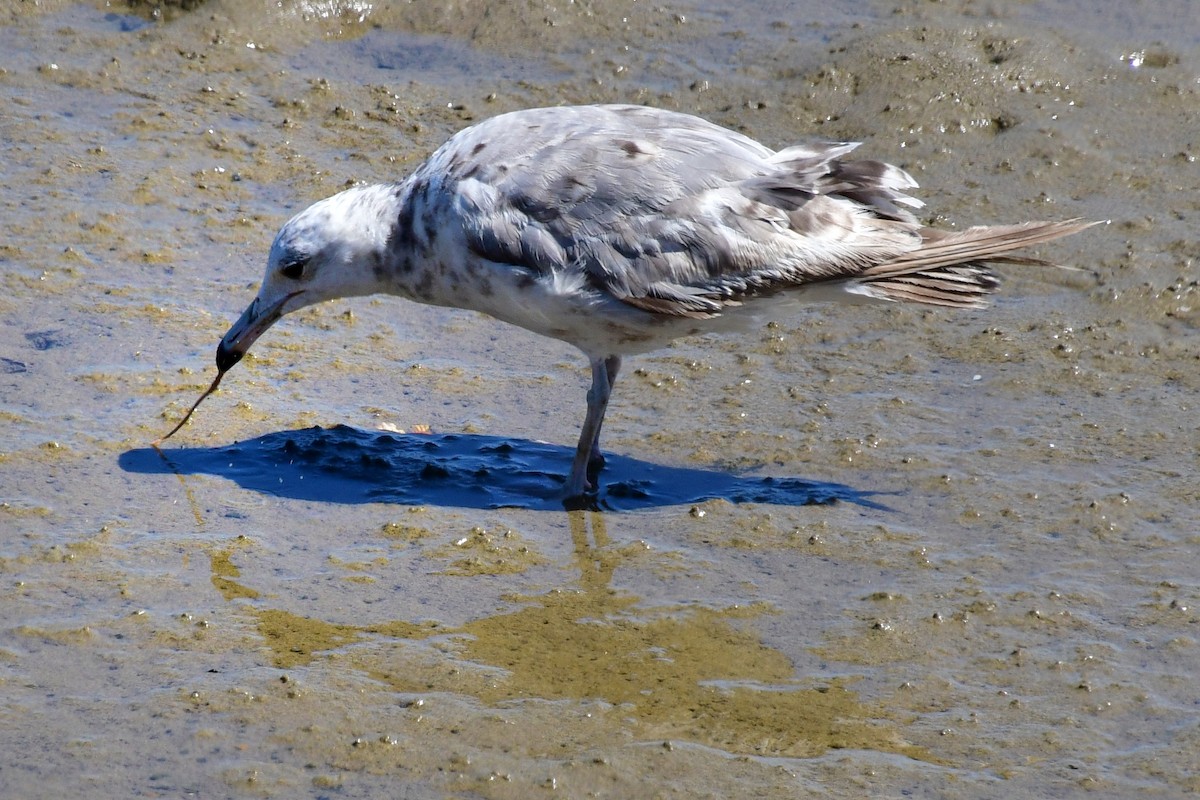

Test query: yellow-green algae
[430,525,548,576]
[225,513,931,762]
[208,544,261,602]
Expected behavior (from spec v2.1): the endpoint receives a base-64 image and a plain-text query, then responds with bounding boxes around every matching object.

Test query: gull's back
[378,105,1080,359]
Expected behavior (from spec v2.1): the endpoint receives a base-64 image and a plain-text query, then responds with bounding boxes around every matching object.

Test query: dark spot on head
[471,142,486,155]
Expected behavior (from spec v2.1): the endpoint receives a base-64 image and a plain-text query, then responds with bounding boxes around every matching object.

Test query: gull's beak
[216,290,303,372]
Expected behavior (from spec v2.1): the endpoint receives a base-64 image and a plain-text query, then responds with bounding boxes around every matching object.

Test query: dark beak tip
[215,340,244,372]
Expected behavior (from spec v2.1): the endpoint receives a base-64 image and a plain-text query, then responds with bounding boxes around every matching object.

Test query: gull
[182,104,1092,500]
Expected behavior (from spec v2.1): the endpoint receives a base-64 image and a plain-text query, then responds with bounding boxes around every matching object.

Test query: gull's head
[216,185,397,371]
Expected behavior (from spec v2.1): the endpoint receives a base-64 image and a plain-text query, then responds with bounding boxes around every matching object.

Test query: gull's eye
[279,255,308,281]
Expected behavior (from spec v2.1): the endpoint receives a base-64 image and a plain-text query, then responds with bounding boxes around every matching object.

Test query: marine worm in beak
[153,368,228,445]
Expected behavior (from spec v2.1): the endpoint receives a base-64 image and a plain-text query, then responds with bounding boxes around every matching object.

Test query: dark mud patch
[122,424,887,511]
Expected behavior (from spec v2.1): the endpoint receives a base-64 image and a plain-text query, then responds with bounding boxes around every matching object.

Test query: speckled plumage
[214,104,1093,500]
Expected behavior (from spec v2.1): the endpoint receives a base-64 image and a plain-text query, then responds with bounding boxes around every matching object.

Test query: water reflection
[208,511,928,761]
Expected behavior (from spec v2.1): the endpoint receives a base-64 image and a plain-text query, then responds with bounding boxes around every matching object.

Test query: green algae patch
[216,544,928,760]
[455,589,929,761]
[254,609,366,668]
[461,595,792,703]
[431,525,547,577]
[208,546,260,602]
[253,608,433,669]
[379,521,435,544]
[15,625,96,645]
[188,510,931,762]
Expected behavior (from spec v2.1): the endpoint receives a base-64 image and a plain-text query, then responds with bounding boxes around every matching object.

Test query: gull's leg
[565,356,614,498]
[587,356,622,471]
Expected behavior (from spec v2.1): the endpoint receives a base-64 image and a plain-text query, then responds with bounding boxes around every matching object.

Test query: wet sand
[1,1,1198,797]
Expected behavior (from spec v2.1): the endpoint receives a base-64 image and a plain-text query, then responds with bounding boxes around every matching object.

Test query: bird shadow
[120,425,890,512]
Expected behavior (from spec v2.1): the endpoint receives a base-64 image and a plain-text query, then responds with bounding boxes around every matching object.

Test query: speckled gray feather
[428,106,918,316]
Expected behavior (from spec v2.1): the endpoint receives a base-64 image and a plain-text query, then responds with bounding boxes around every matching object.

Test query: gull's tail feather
[856,219,1099,308]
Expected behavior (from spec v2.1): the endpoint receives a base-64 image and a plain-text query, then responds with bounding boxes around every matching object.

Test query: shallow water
[1,0,1198,797]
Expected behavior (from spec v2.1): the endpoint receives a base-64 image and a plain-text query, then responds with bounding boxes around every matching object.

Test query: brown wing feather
[855,220,1099,308]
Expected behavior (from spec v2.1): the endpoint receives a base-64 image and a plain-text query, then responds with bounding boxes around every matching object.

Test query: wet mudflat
[1,1,1197,797]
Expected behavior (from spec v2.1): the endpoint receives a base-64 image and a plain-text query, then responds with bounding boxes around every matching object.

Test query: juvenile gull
[199,104,1092,500]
